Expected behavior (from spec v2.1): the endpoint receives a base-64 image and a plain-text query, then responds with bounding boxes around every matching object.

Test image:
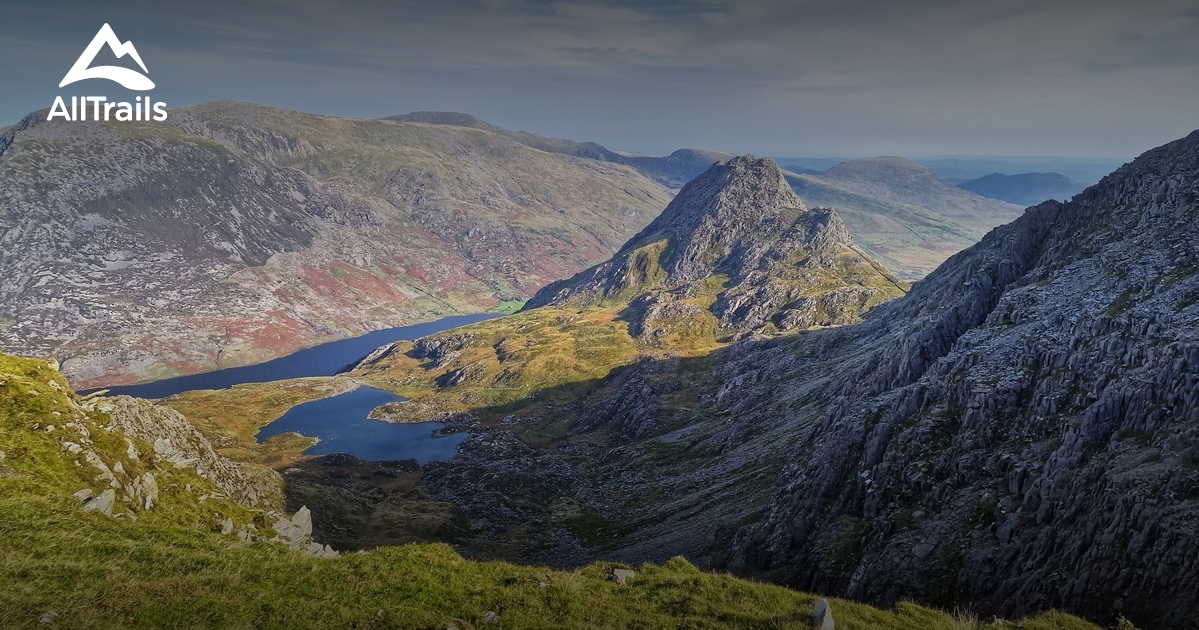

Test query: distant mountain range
[913,155,1127,184]
[785,157,1023,279]
[399,115,1022,280]
[777,156,1127,185]
[957,172,1089,206]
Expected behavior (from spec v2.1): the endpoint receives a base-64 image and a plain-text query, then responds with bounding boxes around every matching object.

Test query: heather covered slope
[0,101,670,388]
[0,352,1106,629]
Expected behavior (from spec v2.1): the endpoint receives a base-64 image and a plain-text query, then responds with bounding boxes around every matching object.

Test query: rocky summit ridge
[526,156,906,340]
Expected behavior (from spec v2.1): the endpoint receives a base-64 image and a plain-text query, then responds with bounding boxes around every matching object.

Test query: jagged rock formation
[525,156,906,340]
[720,130,1199,628]
[0,101,670,388]
[85,395,280,507]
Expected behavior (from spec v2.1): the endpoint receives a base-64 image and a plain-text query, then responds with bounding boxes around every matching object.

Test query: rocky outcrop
[525,156,906,340]
[85,395,280,507]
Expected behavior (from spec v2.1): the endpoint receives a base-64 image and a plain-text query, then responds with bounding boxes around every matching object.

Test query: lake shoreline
[80,313,500,400]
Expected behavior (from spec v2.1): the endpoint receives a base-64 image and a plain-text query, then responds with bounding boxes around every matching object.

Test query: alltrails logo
[47,24,168,122]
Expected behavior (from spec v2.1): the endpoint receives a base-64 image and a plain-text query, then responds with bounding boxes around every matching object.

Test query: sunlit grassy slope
[350,304,709,423]
[0,352,1116,629]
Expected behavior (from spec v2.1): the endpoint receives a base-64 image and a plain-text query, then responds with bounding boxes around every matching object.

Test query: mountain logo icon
[59,24,155,91]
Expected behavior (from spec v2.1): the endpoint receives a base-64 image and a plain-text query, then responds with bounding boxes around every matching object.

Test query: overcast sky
[2,0,1196,159]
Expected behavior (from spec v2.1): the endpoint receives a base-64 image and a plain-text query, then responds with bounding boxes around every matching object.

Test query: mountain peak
[640,155,804,246]
[526,155,905,339]
[824,155,945,184]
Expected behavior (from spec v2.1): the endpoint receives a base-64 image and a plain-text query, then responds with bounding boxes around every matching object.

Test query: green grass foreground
[0,352,1115,629]
[0,499,1108,630]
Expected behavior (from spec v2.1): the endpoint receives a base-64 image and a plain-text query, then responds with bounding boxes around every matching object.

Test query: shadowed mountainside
[713,131,1199,628]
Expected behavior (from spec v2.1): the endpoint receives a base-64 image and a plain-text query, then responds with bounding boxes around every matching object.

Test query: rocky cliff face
[87,395,280,507]
[719,130,1199,628]
[0,101,670,387]
[525,156,905,340]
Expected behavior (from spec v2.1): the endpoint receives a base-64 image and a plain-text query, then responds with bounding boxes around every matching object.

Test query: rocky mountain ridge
[713,129,1199,628]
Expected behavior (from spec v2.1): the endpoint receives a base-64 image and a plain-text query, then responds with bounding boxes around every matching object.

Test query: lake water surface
[86,313,499,399]
[87,313,498,461]
[255,386,466,462]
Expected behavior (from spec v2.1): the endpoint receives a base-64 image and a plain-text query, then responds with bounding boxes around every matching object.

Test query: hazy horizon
[3,0,1195,160]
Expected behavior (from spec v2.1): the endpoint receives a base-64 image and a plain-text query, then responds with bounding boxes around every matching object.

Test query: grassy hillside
[0,352,1116,629]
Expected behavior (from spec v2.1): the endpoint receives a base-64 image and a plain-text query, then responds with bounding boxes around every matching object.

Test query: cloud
[552,3,654,23]
[2,0,1197,157]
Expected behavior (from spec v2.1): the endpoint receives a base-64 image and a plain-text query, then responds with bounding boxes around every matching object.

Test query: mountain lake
[84,312,499,461]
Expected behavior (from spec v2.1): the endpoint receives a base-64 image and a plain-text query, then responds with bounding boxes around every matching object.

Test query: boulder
[607,568,636,585]
[810,598,834,630]
[82,489,116,516]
